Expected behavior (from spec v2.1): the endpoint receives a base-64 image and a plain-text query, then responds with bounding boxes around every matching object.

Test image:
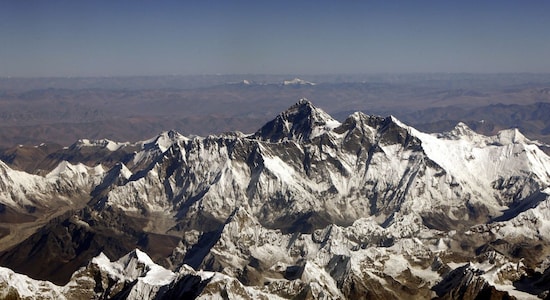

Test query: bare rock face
[1,100,550,299]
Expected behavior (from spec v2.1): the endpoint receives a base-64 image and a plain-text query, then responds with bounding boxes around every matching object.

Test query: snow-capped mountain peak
[142,129,187,153]
[113,249,175,285]
[441,122,480,140]
[252,98,340,142]
[497,127,526,144]
[282,77,316,86]
[70,138,129,152]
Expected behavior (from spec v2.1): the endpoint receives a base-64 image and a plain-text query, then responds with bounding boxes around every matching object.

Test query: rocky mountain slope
[1,99,550,299]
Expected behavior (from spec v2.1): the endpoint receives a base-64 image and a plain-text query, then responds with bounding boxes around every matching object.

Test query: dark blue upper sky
[2,0,549,77]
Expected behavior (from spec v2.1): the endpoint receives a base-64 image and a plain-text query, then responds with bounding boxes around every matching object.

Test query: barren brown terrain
[1,74,550,150]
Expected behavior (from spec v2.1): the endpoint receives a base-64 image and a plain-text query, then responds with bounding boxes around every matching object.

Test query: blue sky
[2,0,550,77]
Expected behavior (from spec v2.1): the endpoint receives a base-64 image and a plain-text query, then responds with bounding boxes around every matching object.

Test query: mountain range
[1,99,550,299]
[2,74,550,149]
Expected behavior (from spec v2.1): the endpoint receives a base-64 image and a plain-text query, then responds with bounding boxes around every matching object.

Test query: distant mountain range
[1,74,550,148]
[1,100,550,299]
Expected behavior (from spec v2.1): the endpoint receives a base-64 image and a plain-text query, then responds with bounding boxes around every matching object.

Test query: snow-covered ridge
[0,249,286,299]
[92,249,175,286]
[0,266,64,299]
[87,99,550,225]
[282,77,316,86]
[3,99,549,224]
[0,250,174,300]
[46,160,104,178]
[71,130,190,154]
[0,160,104,212]
[414,123,550,207]
[72,138,130,151]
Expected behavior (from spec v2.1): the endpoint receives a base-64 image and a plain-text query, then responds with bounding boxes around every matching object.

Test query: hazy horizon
[2,1,550,77]
[4,71,550,80]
